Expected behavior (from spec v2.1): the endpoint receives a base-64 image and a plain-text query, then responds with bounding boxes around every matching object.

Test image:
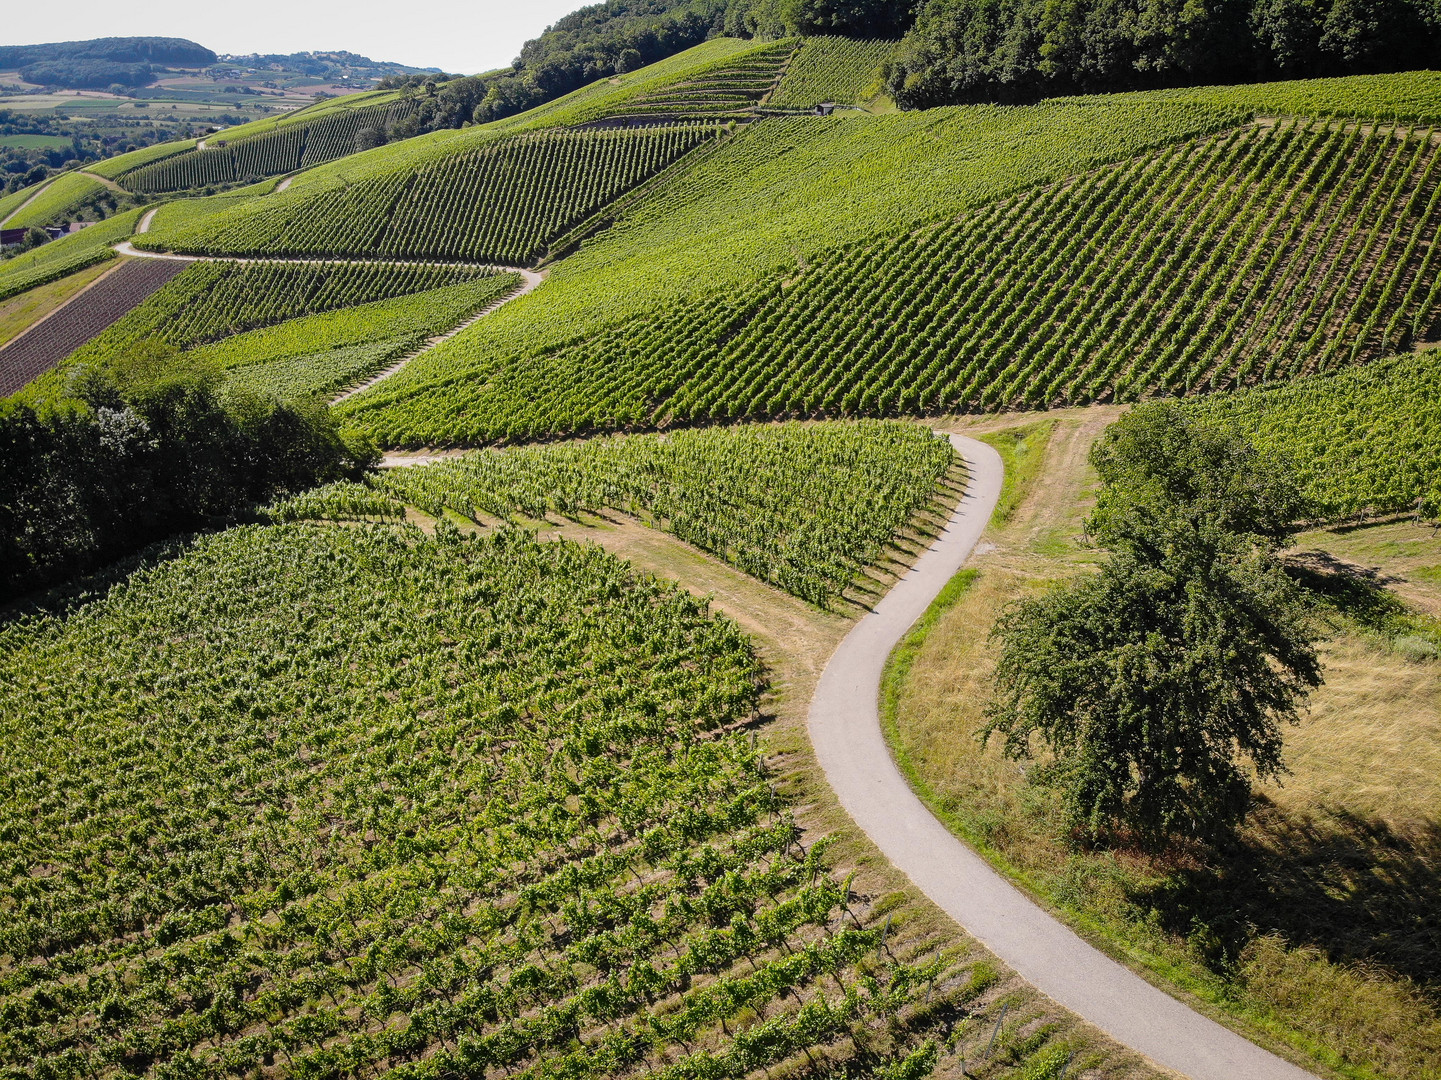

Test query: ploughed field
[0,259,185,397]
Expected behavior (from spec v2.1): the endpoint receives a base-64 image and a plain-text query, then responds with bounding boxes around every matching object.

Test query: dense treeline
[0,364,372,603]
[885,0,1441,105]
[0,37,217,91]
[378,1,913,129]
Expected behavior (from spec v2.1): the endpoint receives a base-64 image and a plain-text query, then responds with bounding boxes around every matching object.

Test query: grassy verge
[880,414,1441,1080]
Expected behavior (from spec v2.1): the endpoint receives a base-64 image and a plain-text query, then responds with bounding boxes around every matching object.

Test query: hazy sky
[4,0,583,76]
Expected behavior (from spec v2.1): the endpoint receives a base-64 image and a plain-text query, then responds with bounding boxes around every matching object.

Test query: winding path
[809,433,1320,1080]
[111,219,545,399]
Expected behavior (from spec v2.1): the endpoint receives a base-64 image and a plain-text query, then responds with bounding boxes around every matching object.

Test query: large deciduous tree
[981,404,1322,849]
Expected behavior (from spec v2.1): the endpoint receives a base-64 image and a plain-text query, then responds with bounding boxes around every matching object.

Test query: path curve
[0,178,55,228]
[809,433,1320,1080]
[109,233,546,402]
[332,268,546,403]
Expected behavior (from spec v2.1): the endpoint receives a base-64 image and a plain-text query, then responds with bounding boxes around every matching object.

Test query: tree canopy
[885,0,1441,106]
[982,404,1322,849]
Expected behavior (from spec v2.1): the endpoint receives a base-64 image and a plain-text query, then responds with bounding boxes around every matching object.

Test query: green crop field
[140,124,720,264]
[341,117,1441,446]
[3,172,107,229]
[279,421,955,605]
[770,37,896,108]
[1186,348,1441,519]
[119,101,418,193]
[50,261,506,379]
[85,138,197,179]
[203,275,522,399]
[7,27,1441,1080]
[0,516,1025,1079]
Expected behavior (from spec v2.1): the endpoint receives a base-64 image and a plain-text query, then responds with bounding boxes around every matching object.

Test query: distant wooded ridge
[0,37,217,90]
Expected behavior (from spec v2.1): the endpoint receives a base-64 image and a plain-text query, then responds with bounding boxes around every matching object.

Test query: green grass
[0,185,40,225]
[4,172,107,228]
[0,134,71,150]
[770,37,897,109]
[0,259,114,347]
[979,421,1058,527]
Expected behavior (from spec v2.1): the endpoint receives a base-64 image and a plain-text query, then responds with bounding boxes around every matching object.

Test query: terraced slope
[341,119,1441,446]
[140,125,719,264]
[119,101,418,193]
[770,37,896,109]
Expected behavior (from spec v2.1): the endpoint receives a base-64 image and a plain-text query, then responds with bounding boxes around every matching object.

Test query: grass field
[881,409,1441,1080]
[0,133,71,150]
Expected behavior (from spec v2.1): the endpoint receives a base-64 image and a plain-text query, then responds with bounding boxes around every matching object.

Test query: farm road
[809,432,1321,1080]
[111,236,546,400]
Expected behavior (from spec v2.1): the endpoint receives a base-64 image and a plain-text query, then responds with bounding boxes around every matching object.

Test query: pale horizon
[2,0,583,76]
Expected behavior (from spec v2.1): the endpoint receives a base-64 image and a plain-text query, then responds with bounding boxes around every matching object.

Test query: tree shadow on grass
[1130,801,1441,994]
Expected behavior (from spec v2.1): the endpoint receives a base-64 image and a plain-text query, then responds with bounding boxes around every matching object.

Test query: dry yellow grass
[884,408,1441,1080]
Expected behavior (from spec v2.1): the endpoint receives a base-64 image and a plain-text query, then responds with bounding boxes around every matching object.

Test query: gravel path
[808,432,1321,1080]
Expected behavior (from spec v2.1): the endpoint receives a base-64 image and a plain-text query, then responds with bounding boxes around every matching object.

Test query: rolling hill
[2,21,1440,1080]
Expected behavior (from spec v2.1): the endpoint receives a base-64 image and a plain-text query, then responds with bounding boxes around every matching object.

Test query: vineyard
[205,275,523,399]
[575,41,796,124]
[0,259,186,397]
[4,172,108,229]
[769,37,896,109]
[140,125,719,264]
[1187,348,1441,520]
[60,261,504,375]
[0,523,1018,1080]
[119,101,418,193]
[0,208,143,304]
[341,118,1441,445]
[275,421,956,605]
[85,137,196,180]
